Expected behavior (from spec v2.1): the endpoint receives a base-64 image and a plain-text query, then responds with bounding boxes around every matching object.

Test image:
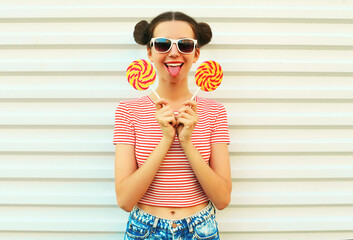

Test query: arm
[115,136,174,212]
[180,142,232,210]
[114,99,176,212]
[177,101,232,210]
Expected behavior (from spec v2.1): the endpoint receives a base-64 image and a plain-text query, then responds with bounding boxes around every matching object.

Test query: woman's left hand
[176,100,198,143]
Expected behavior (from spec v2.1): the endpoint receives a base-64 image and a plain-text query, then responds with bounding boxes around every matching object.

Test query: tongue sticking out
[167,65,181,77]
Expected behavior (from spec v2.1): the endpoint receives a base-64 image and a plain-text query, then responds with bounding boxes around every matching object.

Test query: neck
[154,78,193,102]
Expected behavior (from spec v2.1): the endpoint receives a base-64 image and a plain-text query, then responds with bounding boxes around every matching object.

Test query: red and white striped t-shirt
[113,95,230,207]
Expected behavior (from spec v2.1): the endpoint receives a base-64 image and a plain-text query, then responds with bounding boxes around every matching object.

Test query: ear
[193,48,200,63]
[147,46,153,62]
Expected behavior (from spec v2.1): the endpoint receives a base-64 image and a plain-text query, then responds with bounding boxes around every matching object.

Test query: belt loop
[211,201,216,215]
[186,217,193,233]
[153,217,159,228]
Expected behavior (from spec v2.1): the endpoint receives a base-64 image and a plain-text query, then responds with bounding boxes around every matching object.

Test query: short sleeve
[113,101,135,145]
[210,104,230,145]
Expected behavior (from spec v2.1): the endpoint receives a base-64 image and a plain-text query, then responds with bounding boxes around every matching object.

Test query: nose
[168,43,180,56]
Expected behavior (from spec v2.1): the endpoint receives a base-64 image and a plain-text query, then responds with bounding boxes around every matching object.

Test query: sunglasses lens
[178,39,195,53]
[154,38,171,52]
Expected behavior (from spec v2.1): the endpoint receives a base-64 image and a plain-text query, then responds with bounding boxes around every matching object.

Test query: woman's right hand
[154,99,176,139]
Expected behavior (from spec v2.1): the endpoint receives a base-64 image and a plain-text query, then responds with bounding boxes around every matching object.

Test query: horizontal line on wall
[1,203,352,208]
[0,152,112,156]
[0,125,352,130]
[0,100,352,106]
[1,151,353,156]
[0,17,352,24]
[207,45,353,51]
[1,71,353,77]
[0,176,352,182]
[230,72,353,77]
[229,152,353,156]
[227,204,353,208]
[202,18,353,24]
[0,71,120,76]
[4,98,353,104]
[0,18,142,23]
[230,178,353,183]
[0,125,111,129]
[1,218,352,232]
[0,44,137,50]
[229,125,353,130]
[0,151,113,155]
[225,98,353,103]
[0,204,117,208]
[1,44,353,51]
[1,166,353,178]
[0,178,112,182]
[0,231,124,236]
[0,98,118,103]
[1,197,353,210]
[1,114,353,127]
[232,177,353,182]
[224,230,353,233]
[2,152,351,157]
[0,230,352,235]
[221,231,353,236]
[0,230,121,233]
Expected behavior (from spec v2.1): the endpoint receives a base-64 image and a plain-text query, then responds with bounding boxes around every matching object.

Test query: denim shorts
[124,201,220,240]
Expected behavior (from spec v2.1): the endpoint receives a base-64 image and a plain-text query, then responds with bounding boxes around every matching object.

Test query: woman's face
[148,20,200,84]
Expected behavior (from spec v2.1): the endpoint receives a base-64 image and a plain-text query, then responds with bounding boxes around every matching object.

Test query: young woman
[113,11,231,240]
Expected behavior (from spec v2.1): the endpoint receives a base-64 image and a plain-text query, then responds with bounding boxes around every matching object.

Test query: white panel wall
[1,0,353,239]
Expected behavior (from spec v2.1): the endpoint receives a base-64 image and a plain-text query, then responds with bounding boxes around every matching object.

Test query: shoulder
[117,95,152,111]
[196,96,226,113]
[118,95,150,107]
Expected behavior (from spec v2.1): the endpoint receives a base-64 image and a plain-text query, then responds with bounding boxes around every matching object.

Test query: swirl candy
[126,59,156,91]
[195,60,223,92]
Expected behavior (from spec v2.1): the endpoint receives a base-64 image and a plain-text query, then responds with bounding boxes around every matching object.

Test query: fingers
[176,114,196,127]
[165,115,177,127]
[155,98,198,130]
[156,109,175,125]
[155,99,177,128]
[182,100,197,113]
[178,100,197,118]
[178,100,197,115]
[176,100,198,131]
[155,98,169,111]
[177,110,198,127]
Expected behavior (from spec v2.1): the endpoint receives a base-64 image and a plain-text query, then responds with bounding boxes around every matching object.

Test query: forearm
[116,136,173,211]
[180,141,232,210]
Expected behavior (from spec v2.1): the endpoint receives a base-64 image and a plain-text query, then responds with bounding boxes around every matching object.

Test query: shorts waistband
[129,201,215,232]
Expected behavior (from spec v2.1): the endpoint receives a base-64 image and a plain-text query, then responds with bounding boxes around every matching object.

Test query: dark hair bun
[133,20,151,45]
[197,22,212,47]
[133,13,213,48]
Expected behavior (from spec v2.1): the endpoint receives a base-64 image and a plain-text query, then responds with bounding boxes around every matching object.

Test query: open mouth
[165,63,184,77]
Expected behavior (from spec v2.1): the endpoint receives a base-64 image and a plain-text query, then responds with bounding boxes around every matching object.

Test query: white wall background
[1,0,353,239]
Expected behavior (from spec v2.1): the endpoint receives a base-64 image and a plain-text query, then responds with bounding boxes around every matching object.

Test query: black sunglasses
[150,37,198,54]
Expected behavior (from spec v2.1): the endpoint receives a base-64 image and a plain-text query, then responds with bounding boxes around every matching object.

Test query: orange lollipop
[191,60,223,100]
[126,59,157,91]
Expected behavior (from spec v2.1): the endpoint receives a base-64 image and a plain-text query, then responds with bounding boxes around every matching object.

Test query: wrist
[179,138,193,148]
[161,135,175,145]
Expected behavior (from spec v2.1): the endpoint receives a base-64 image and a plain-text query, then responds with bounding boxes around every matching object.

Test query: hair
[133,11,212,48]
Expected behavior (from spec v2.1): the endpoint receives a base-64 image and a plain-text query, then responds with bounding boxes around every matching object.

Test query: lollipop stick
[151,87,160,99]
[191,87,200,101]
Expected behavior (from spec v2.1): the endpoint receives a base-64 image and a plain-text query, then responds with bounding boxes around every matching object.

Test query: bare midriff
[136,202,209,220]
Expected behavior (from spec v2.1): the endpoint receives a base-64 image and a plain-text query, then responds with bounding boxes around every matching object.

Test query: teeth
[166,63,182,67]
